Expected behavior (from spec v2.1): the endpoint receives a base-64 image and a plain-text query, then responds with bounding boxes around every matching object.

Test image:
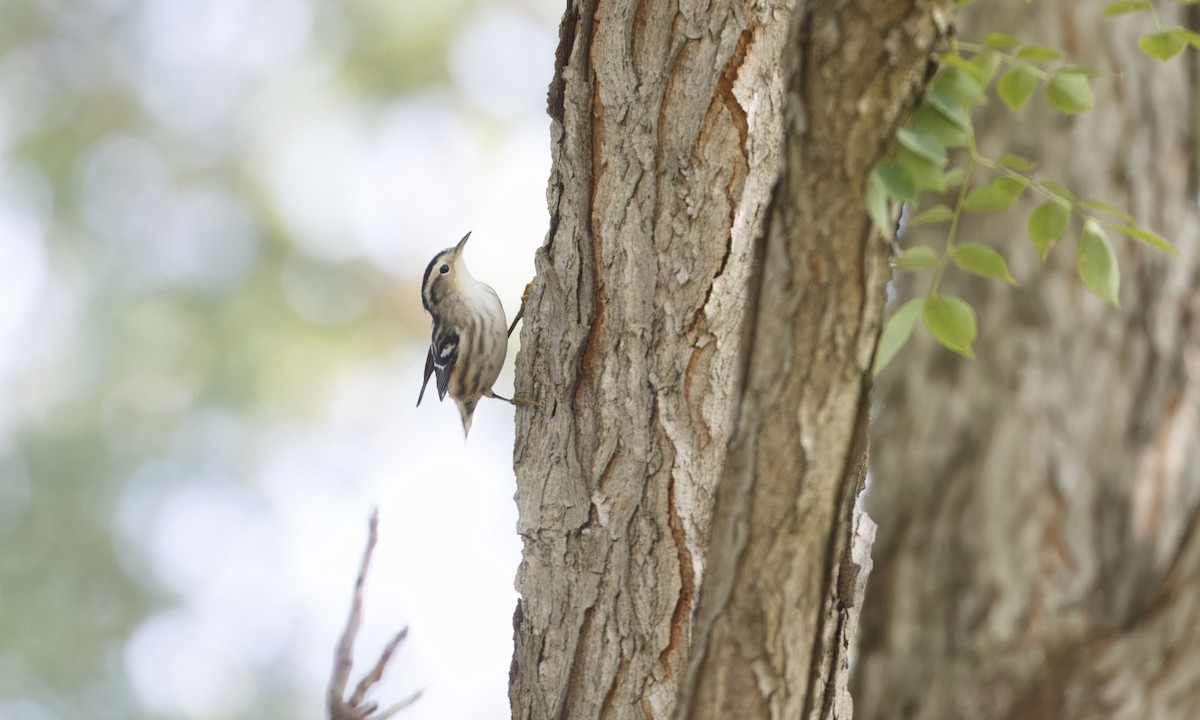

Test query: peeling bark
[511,1,950,718]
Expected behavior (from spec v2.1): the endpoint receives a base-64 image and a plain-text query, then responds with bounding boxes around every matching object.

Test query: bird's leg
[494,282,538,408]
[507,280,535,337]
[485,388,539,408]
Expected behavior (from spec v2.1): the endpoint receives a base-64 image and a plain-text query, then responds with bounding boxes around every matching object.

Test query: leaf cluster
[1103,0,1200,63]
[868,17,1182,374]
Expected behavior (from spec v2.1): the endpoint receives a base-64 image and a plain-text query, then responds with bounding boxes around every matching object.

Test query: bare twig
[327,509,422,720]
[371,690,424,720]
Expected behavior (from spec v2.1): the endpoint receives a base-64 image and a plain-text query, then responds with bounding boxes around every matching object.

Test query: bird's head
[421,232,474,313]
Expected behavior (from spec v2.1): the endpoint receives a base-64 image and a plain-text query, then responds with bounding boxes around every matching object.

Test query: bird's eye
[439,264,450,274]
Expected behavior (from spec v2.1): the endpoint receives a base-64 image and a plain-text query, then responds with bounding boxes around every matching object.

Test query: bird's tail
[456,399,477,438]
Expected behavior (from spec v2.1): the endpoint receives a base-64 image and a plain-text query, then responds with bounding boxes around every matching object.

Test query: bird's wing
[430,325,458,401]
[417,346,436,406]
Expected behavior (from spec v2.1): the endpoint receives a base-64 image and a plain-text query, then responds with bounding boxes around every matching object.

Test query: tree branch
[328,509,422,720]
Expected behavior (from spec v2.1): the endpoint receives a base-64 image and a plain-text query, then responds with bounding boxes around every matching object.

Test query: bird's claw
[511,391,540,408]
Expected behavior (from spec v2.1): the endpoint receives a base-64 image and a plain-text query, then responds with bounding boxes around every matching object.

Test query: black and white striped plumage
[417,232,510,436]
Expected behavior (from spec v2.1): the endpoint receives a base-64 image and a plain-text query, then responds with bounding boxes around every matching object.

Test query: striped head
[421,232,474,315]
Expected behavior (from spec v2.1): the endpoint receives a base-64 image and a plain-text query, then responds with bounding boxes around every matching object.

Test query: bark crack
[549,4,581,122]
[560,604,599,717]
[716,27,753,153]
[660,467,696,678]
[802,373,872,720]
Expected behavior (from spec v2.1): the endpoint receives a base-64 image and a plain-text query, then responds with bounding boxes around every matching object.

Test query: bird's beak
[453,232,472,258]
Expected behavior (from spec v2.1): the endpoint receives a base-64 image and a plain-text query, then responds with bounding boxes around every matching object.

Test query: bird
[417,232,523,436]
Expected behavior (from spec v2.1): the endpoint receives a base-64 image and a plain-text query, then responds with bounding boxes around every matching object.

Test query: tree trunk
[509,1,949,718]
[854,3,1200,719]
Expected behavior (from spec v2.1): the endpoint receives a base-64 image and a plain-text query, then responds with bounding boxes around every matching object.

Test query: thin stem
[931,152,975,297]
[1147,1,1163,31]
[952,40,1052,81]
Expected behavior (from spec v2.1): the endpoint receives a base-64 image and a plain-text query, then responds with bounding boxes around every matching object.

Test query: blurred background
[0,0,559,718]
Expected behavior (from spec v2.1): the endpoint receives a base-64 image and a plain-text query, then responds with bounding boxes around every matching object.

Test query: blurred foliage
[0,0,545,717]
[342,0,475,95]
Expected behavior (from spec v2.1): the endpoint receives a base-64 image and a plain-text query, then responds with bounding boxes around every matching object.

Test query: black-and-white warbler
[417,232,525,436]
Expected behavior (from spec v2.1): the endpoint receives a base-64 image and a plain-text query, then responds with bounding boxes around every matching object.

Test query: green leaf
[993,176,1030,198]
[1027,200,1071,258]
[924,90,973,129]
[971,50,1003,84]
[1078,199,1134,221]
[875,163,917,202]
[952,243,1016,284]
[910,106,969,148]
[998,153,1035,172]
[912,205,954,224]
[873,298,925,375]
[1112,224,1178,255]
[984,33,1022,50]
[897,128,947,165]
[923,295,977,357]
[895,245,940,270]
[867,170,892,232]
[1103,0,1151,15]
[942,167,968,189]
[1139,31,1188,62]
[940,53,986,81]
[932,66,987,107]
[1041,180,1077,202]
[1017,45,1066,61]
[997,68,1038,111]
[1181,29,1200,49]
[962,185,1017,212]
[1046,71,1093,113]
[1079,220,1120,306]
[897,149,946,191]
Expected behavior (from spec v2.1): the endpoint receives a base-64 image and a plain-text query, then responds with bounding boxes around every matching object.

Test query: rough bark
[510,1,949,719]
[855,3,1200,719]
[676,2,950,719]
